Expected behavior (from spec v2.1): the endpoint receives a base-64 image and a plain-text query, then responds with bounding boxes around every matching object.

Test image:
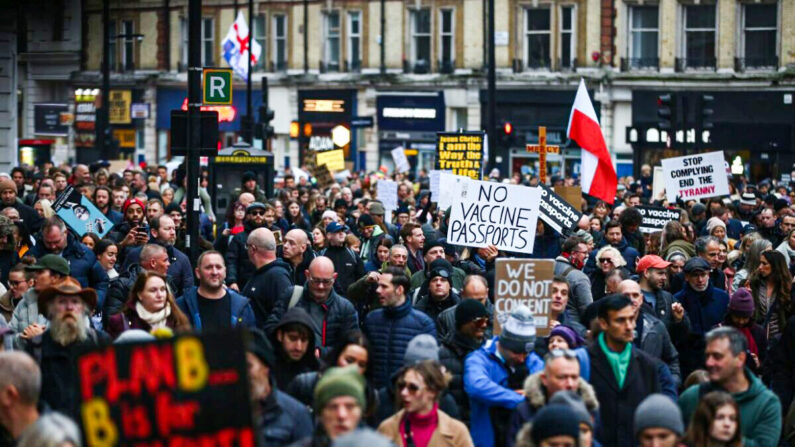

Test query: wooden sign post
[526,126,560,184]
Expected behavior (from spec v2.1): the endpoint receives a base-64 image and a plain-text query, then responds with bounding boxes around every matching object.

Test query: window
[348,11,361,71]
[121,20,134,70]
[683,5,716,68]
[324,11,341,71]
[108,20,117,71]
[742,3,777,67]
[525,8,551,69]
[439,9,454,72]
[411,9,431,72]
[560,5,575,69]
[628,5,659,68]
[254,15,267,70]
[180,17,187,69]
[273,15,287,70]
[202,18,214,66]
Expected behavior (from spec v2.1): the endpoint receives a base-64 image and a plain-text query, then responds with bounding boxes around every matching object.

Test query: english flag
[222,11,262,80]
[567,79,617,204]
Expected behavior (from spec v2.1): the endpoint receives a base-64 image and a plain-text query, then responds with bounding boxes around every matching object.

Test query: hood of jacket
[272,307,319,339]
[257,258,292,276]
[522,371,599,412]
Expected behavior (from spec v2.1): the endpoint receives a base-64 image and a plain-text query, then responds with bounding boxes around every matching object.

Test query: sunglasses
[396,381,423,394]
[432,269,450,279]
[598,258,613,264]
[248,210,266,216]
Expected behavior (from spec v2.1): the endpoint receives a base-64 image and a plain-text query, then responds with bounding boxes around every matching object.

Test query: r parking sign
[203,68,233,105]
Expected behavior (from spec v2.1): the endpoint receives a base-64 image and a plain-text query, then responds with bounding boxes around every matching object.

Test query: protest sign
[429,170,450,203]
[315,149,345,172]
[494,259,555,336]
[436,132,485,180]
[554,186,582,211]
[661,151,730,202]
[76,331,253,447]
[437,172,468,210]
[313,164,334,189]
[652,166,665,200]
[636,206,683,233]
[376,179,398,211]
[538,185,583,235]
[447,180,541,254]
[391,147,411,174]
[53,185,114,238]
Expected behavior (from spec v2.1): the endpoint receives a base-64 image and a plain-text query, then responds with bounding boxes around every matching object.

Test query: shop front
[629,90,795,181]
[297,89,357,169]
[73,87,144,163]
[376,92,445,176]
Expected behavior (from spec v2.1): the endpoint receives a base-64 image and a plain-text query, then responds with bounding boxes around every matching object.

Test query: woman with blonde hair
[106,271,191,339]
[590,246,629,301]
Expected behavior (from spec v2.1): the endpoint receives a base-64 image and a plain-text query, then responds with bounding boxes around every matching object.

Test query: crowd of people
[1,160,794,447]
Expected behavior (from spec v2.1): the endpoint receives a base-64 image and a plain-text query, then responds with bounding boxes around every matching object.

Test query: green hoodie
[679,368,781,447]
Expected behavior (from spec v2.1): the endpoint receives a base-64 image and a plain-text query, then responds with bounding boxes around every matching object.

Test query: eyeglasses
[248,210,266,216]
[598,258,613,264]
[245,243,259,251]
[8,280,26,287]
[396,381,423,394]
[308,277,334,286]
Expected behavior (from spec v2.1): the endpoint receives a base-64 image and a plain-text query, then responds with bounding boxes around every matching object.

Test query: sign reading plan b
[447,180,541,254]
[661,151,730,203]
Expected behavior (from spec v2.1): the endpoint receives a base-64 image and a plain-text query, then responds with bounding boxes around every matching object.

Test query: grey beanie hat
[549,390,592,428]
[499,305,536,353]
[332,428,396,447]
[403,334,439,365]
[634,394,684,438]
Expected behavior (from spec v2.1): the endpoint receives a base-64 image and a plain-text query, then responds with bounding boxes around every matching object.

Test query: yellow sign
[113,129,136,148]
[315,149,345,172]
[108,90,132,124]
[436,132,485,180]
[214,155,269,164]
[302,99,345,113]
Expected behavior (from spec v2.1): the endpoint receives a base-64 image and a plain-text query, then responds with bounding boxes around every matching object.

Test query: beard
[50,312,88,346]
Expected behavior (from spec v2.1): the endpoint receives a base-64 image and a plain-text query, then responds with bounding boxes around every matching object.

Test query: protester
[514,404,581,447]
[103,243,173,324]
[9,255,69,349]
[554,237,593,323]
[636,254,689,341]
[322,222,365,296]
[589,245,628,301]
[270,307,320,388]
[634,394,685,447]
[1,264,30,323]
[106,271,191,339]
[683,391,743,447]
[15,412,83,447]
[226,202,272,291]
[436,274,493,340]
[0,352,41,446]
[282,228,315,286]
[415,264,461,324]
[748,250,793,342]
[241,227,293,326]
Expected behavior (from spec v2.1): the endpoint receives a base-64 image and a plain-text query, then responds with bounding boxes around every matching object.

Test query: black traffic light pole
[185,0,202,263]
[486,0,496,171]
[241,0,255,143]
[99,0,111,159]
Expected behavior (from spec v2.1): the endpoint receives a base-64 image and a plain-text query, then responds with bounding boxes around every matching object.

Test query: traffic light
[657,94,676,130]
[499,121,515,147]
[256,77,275,140]
[699,94,714,130]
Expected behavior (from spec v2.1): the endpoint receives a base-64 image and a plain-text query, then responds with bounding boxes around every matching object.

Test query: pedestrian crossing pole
[185,0,202,264]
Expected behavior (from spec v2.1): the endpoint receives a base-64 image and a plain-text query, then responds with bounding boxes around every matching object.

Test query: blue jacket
[30,235,109,310]
[176,286,257,331]
[259,389,313,447]
[104,209,123,226]
[464,337,544,447]
[364,298,436,388]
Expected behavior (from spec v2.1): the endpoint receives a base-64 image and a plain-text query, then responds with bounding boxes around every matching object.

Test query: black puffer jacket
[241,258,294,328]
[258,388,313,447]
[414,291,461,326]
[224,222,261,286]
[102,264,178,326]
[438,330,483,426]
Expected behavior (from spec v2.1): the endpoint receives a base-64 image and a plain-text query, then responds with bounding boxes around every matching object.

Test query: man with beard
[281,229,314,286]
[92,186,122,225]
[112,198,148,247]
[9,255,69,349]
[24,277,108,417]
[637,255,689,343]
[226,202,270,292]
[269,307,319,388]
[0,178,42,234]
[245,329,312,447]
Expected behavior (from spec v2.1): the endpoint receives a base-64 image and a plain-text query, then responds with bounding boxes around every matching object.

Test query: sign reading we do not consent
[494,259,555,336]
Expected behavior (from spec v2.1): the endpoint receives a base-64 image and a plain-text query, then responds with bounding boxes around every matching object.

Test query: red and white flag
[567,79,617,204]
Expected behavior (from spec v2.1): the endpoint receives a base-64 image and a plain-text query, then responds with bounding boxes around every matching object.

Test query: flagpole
[244,0,254,143]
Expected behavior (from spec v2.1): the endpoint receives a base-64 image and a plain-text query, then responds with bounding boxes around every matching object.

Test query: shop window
[627,5,658,69]
[559,5,575,69]
[254,15,267,71]
[121,21,135,70]
[740,3,777,69]
[680,4,716,70]
[525,8,551,69]
[324,11,341,72]
[348,11,361,71]
[202,18,215,66]
[273,15,287,71]
[410,9,431,73]
[439,9,454,73]
[108,20,117,71]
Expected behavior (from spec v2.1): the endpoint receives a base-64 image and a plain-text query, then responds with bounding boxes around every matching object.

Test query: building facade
[3,0,794,179]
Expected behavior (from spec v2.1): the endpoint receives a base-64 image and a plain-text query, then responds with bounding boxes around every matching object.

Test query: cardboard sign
[76,332,253,447]
[447,180,541,254]
[376,180,398,211]
[391,147,411,174]
[53,185,114,238]
[315,149,345,172]
[661,151,730,202]
[538,185,583,235]
[313,164,334,189]
[554,186,582,211]
[436,132,485,180]
[636,206,683,233]
[494,259,555,336]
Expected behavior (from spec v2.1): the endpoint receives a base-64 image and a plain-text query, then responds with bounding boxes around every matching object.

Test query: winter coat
[29,235,109,310]
[224,223,256,286]
[410,267,466,298]
[270,308,320,388]
[347,263,412,319]
[507,372,600,447]
[768,315,795,410]
[660,239,696,260]
[375,383,460,427]
[679,368,781,447]
[364,298,436,388]
[0,202,42,233]
[267,287,358,352]
[241,258,294,327]
[636,310,682,387]
[438,331,483,426]
[674,284,730,376]
[285,249,316,287]
[258,389,314,447]
[176,286,257,331]
[436,299,494,341]
[464,337,544,447]
[101,264,179,326]
[120,242,194,297]
[9,288,48,349]
[670,268,727,295]
[587,341,663,447]
[415,292,461,327]
[642,288,691,345]
[322,245,365,297]
[378,409,474,447]
[106,302,188,340]
[553,256,592,323]
[0,290,17,323]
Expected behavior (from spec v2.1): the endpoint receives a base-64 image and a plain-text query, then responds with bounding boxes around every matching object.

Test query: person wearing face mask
[684,391,743,447]
[554,237,593,324]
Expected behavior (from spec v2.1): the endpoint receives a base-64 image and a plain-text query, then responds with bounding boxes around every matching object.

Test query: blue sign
[53,185,114,238]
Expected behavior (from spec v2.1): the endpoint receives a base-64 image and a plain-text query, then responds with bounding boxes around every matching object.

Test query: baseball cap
[26,254,70,276]
[326,221,348,233]
[683,257,710,273]
[246,202,267,213]
[636,255,671,274]
[369,202,385,216]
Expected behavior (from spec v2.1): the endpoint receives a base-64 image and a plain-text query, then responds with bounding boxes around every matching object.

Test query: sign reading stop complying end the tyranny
[661,151,730,203]
[494,259,555,336]
[447,180,541,254]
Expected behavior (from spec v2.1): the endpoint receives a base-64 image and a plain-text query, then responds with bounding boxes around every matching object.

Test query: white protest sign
[376,180,399,211]
[391,147,411,174]
[661,151,730,203]
[447,180,541,254]
[437,172,469,210]
[429,170,451,203]
[652,166,665,200]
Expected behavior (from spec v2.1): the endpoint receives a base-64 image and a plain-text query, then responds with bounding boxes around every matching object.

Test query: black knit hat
[455,299,488,328]
[530,404,580,444]
[423,238,445,254]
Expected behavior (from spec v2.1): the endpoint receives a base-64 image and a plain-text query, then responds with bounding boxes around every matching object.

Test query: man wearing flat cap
[23,277,109,417]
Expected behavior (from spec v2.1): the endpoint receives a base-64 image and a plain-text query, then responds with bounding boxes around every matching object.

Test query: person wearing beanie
[514,404,580,447]
[634,394,684,447]
[706,216,737,250]
[548,391,598,447]
[436,274,495,340]
[464,305,544,447]
[587,295,665,447]
[332,428,395,447]
[296,366,367,446]
[415,266,461,324]
[719,288,767,375]
[357,212,386,264]
[410,241,466,294]
[233,170,267,203]
[0,175,43,234]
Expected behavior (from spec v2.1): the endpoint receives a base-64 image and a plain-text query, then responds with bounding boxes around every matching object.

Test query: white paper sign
[376,180,399,211]
[652,166,665,200]
[661,151,730,203]
[391,147,411,174]
[447,180,542,254]
[429,170,450,203]
[438,172,469,210]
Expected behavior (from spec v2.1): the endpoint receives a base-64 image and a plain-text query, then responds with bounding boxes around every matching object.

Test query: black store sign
[34,103,69,136]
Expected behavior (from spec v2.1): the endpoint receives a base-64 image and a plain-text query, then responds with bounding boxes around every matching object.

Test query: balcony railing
[675,57,717,72]
[439,59,454,74]
[403,59,430,74]
[735,56,778,71]
[620,57,659,71]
